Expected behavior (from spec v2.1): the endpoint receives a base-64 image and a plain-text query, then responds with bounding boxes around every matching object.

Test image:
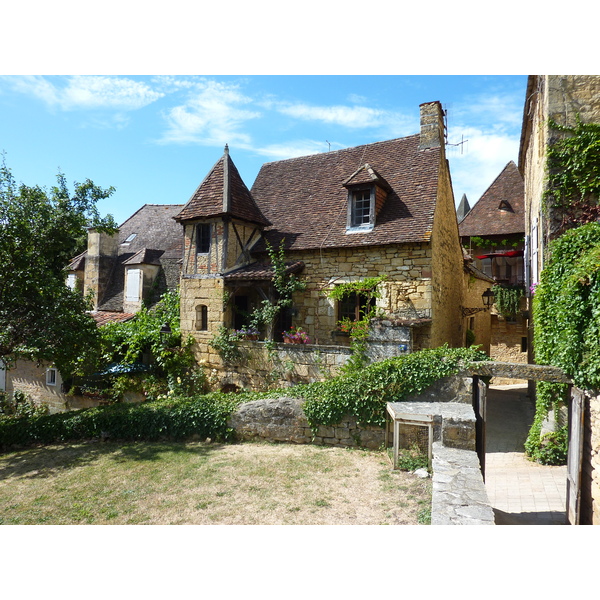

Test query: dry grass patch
[0,440,431,525]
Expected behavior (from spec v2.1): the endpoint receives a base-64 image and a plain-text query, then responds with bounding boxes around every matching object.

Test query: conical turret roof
[175,145,271,227]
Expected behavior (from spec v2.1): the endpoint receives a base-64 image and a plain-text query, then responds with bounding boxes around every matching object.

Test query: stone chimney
[83,229,119,310]
[418,101,446,151]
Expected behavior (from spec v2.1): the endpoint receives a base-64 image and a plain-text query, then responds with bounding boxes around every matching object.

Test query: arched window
[195,305,208,331]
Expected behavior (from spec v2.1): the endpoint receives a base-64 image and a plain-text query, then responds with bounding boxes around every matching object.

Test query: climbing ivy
[327,276,386,374]
[491,284,525,320]
[527,222,600,463]
[544,117,600,230]
[295,345,488,431]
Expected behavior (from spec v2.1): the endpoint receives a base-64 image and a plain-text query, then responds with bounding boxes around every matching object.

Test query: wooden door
[473,376,487,480]
[567,387,584,525]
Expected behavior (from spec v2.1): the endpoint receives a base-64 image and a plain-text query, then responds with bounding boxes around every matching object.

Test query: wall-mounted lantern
[461,288,495,318]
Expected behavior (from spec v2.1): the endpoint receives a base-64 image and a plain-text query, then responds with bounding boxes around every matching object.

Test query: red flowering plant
[282,326,311,344]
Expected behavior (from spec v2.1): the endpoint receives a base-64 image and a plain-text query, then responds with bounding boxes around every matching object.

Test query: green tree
[0,157,117,377]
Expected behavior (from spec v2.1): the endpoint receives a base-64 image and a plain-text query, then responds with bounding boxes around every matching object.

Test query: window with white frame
[66,273,78,290]
[126,268,142,302]
[347,187,374,231]
[46,367,58,386]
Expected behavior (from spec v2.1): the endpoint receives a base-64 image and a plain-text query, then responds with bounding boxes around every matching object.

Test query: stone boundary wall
[431,443,494,524]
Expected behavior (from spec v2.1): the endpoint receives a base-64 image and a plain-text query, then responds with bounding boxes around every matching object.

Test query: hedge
[0,393,244,451]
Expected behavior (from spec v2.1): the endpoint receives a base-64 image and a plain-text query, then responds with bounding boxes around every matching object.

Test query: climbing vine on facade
[327,276,386,374]
[491,284,525,320]
[544,117,600,231]
[528,222,600,463]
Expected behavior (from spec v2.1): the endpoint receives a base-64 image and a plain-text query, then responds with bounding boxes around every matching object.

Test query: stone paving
[484,384,568,525]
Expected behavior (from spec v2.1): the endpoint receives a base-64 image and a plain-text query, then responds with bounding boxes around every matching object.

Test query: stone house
[458,161,527,370]
[175,101,494,390]
[519,75,600,524]
[2,204,184,412]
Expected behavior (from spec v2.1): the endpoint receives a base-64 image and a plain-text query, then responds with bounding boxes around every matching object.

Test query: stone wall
[184,242,440,388]
[228,396,385,449]
[5,360,67,413]
[228,375,475,448]
[429,153,467,349]
[211,342,352,391]
[489,313,528,384]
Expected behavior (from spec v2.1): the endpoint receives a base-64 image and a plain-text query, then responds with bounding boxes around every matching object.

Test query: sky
[0,74,528,226]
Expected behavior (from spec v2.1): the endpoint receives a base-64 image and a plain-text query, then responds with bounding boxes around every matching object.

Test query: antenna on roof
[447,134,469,155]
[326,140,331,152]
[443,103,468,154]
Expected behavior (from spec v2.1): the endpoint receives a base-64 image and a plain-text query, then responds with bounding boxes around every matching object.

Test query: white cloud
[159,80,260,146]
[448,128,521,204]
[254,139,335,160]
[277,104,392,127]
[2,75,163,110]
[446,88,524,205]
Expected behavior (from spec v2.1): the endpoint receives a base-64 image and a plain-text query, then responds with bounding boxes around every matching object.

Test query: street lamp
[461,288,495,317]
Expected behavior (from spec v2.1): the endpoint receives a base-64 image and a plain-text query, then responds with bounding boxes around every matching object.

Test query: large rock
[228,396,312,444]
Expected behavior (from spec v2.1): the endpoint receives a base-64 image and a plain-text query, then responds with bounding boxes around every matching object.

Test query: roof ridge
[258,134,420,167]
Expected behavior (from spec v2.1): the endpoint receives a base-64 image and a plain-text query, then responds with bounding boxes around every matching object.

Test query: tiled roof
[458,161,524,237]
[67,251,86,271]
[90,311,136,326]
[250,135,440,251]
[456,194,470,223]
[123,248,164,266]
[223,260,305,281]
[97,204,184,311]
[175,146,270,227]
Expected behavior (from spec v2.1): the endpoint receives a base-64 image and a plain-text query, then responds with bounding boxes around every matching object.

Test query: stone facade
[429,151,467,349]
[520,76,600,525]
[4,360,68,413]
[520,75,600,283]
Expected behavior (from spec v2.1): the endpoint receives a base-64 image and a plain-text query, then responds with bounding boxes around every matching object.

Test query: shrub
[0,392,245,451]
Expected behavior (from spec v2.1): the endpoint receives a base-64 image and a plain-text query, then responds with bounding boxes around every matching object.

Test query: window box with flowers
[235,326,261,341]
[282,327,311,344]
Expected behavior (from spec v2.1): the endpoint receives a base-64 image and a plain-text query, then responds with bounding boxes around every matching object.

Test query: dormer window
[347,186,375,232]
[343,164,390,234]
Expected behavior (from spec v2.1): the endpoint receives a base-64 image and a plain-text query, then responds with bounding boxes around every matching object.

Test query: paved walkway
[484,384,568,525]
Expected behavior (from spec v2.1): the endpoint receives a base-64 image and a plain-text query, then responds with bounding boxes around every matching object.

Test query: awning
[91,362,152,377]
[476,250,523,260]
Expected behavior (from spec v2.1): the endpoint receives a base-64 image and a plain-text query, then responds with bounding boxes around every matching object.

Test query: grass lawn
[0,440,431,525]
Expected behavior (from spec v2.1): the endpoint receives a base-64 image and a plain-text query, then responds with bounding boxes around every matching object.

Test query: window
[195,305,208,331]
[196,223,211,254]
[126,268,142,302]
[66,273,77,290]
[46,368,57,386]
[338,292,375,322]
[349,188,374,229]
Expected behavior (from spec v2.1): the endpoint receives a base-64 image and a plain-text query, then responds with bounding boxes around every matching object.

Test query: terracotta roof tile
[97,204,184,311]
[458,161,524,237]
[224,260,305,281]
[250,136,440,252]
[90,311,136,326]
[175,146,270,227]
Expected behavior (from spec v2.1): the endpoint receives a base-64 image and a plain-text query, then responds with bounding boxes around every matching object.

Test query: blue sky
[0,74,528,226]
